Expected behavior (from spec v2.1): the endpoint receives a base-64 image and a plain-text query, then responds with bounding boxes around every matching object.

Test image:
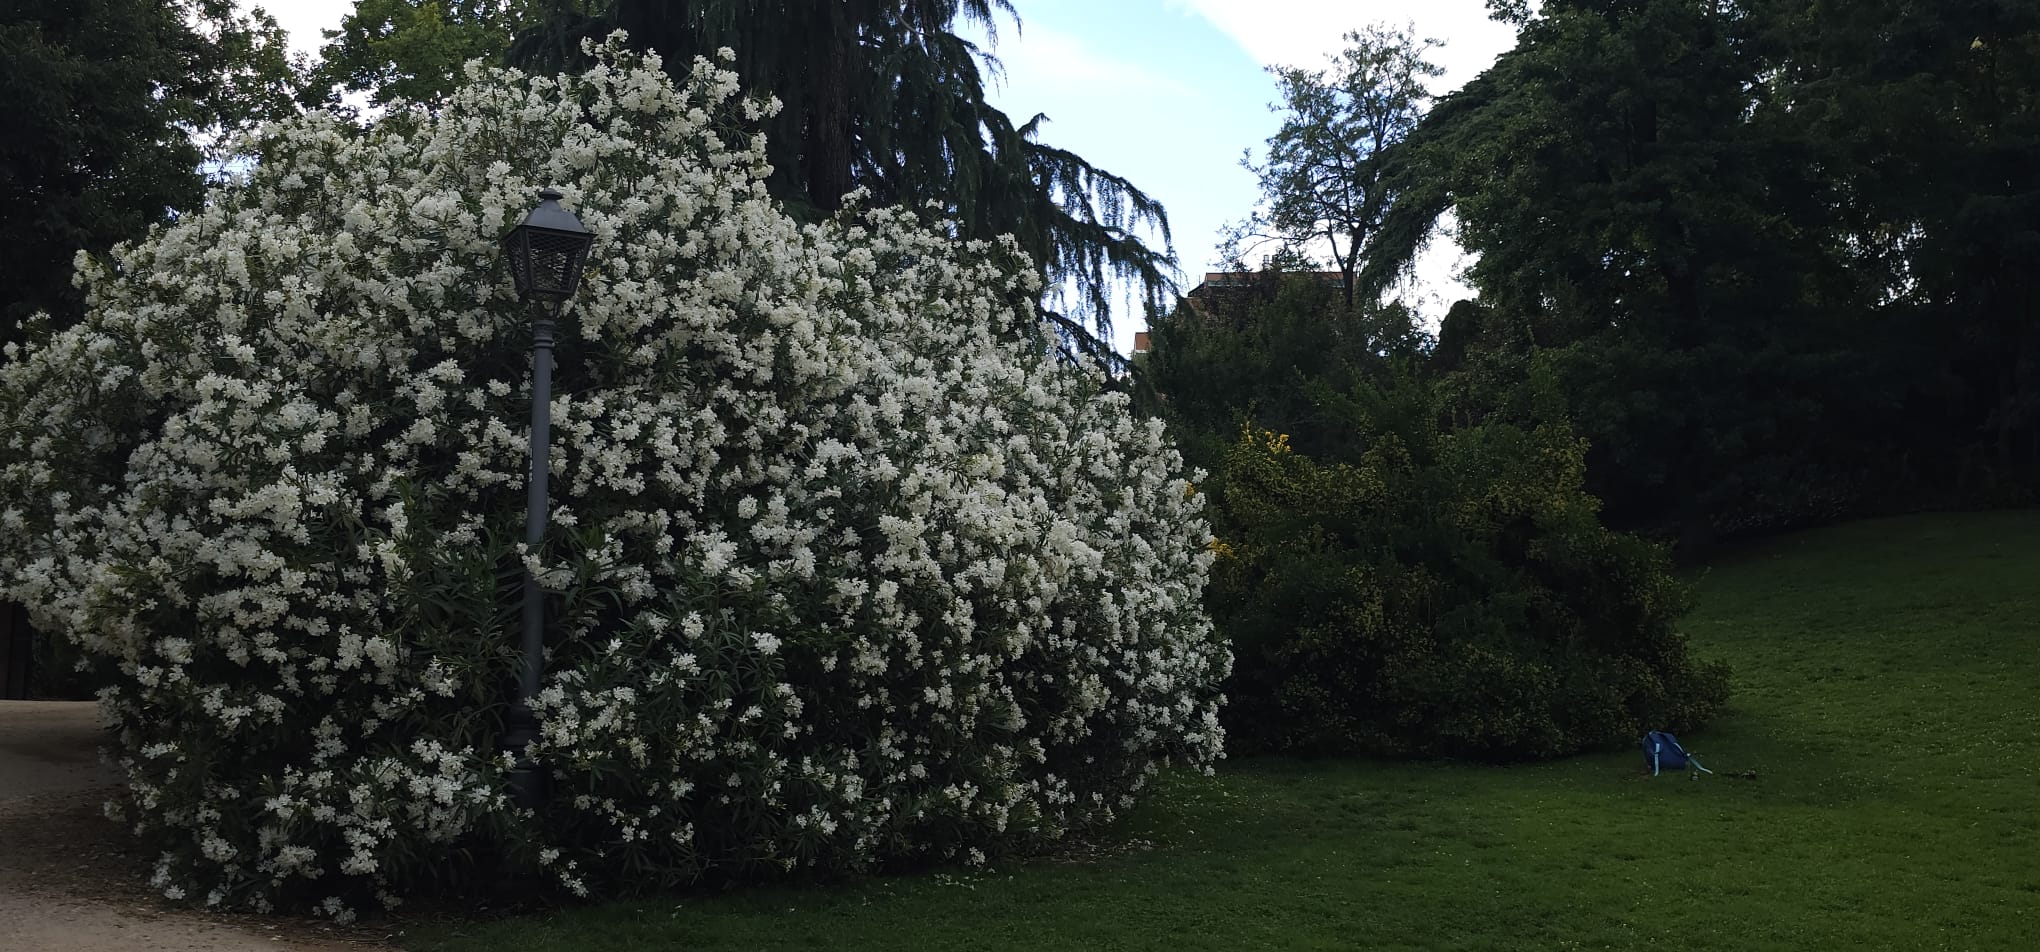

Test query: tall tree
[1348,0,2040,544]
[1226,24,1442,308]
[0,0,297,347]
[1371,0,1896,542]
[509,0,1175,352]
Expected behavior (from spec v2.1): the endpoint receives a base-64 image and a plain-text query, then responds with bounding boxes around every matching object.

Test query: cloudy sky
[255,0,1518,350]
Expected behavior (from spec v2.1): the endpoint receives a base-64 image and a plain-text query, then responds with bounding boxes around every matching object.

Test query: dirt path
[0,701,397,951]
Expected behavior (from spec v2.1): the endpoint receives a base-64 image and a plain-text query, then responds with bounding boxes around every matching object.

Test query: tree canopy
[1338,0,2040,543]
[1227,25,1442,308]
[306,0,546,109]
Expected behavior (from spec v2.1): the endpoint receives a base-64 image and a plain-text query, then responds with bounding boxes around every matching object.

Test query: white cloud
[990,23,1195,100]
[1167,0,1516,91]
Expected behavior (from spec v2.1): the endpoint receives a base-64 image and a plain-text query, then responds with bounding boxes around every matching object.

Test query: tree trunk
[804,4,855,212]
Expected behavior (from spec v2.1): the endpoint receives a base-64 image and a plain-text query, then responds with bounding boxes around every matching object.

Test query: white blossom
[0,36,1227,913]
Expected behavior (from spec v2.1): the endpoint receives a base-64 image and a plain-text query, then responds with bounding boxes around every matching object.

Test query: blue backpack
[1643,731,1713,777]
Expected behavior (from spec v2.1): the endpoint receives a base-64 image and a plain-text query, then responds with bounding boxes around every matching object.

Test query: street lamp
[499,187,594,808]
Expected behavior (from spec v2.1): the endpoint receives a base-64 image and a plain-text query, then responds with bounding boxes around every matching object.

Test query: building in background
[1183,270,1345,313]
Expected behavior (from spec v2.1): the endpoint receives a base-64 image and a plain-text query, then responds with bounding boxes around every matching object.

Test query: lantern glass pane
[529,230,588,298]
[503,230,533,296]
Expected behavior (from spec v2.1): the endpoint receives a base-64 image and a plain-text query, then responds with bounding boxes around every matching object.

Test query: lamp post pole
[499,188,594,809]
[503,303,557,808]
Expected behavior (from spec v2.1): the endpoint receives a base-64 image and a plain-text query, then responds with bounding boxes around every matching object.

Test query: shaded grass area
[406,511,2040,951]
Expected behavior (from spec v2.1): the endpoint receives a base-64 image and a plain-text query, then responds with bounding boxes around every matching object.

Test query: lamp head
[502,188,594,304]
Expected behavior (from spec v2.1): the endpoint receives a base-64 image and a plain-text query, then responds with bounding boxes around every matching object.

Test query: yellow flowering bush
[1205,404,1728,760]
[1145,269,1726,760]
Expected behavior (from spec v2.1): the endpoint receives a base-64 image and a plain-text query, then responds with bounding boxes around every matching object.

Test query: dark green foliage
[1145,278,1728,760]
[1391,0,1880,542]
[1140,270,1425,470]
[1759,0,2040,504]
[1373,0,2040,544]
[3,1,200,344]
[1204,389,1728,760]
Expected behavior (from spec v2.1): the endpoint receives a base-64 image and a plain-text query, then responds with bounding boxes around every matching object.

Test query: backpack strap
[1688,754,1713,776]
[1651,738,1661,777]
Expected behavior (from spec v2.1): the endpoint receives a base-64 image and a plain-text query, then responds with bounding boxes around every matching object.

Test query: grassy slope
[406,511,2040,951]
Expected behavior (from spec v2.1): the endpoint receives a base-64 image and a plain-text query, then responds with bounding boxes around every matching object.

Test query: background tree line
[1189,0,2038,549]
[13,1,2031,544]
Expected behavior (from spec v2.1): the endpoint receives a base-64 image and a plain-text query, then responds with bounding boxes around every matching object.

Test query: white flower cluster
[0,38,1228,915]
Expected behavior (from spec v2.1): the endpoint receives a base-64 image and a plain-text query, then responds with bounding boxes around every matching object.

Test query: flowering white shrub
[0,39,1227,916]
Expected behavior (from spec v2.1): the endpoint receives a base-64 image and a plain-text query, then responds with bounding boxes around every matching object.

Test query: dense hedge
[1146,276,1728,760]
[1208,414,1729,759]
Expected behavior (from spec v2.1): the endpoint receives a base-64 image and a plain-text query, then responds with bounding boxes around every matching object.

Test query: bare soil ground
[0,701,398,951]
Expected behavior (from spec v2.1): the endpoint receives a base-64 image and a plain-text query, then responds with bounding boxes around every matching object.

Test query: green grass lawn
[405,511,2040,951]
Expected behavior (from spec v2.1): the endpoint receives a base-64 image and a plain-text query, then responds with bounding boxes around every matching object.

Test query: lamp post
[499,187,594,808]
